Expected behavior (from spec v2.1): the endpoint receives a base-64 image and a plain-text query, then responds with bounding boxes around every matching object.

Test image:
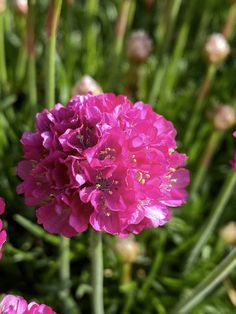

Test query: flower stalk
[190,130,222,196]
[27,0,37,109]
[139,232,166,300]
[186,170,236,272]
[90,230,104,314]
[0,9,7,90]
[46,0,62,109]
[184,63,216,146]
[223,1,236,39]
[59,236,71,313]
[115,0,134,57]
[175,248,236,313]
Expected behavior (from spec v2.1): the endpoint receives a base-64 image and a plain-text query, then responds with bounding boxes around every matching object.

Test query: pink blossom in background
[17,93,190,237]
[0,295,56,314]
[230,131,236,171]
[0,197,7,259]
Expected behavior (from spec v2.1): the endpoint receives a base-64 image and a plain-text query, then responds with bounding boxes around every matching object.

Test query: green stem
[157,0,196,105]
[184,63,217,146]
[114,0,134,57]
[160,0,183,58]
[139,232,166,300]
[46,0,62,108]
[14,214,60,246]
[175,248,236,313]
[222,2,236,39]
[27,0,37,109]
[84,0,99,75]
[120,262,134,314]
[59,236,71,312]
[190,131,222,196]
[186,170,236,272]
[0,13,7,88]
[90,230,104,314]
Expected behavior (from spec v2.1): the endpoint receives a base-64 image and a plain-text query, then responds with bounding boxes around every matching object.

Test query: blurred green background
[0,0,236,313]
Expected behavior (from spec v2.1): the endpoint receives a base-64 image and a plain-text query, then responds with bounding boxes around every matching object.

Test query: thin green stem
[46,0,62,109]
[14,214,60,246]
[114,0,134,57]
[160,0,183,58]
[84,0,99,75]
[139,232,166,300]
[174,248,236,313]
[184,63,217,146]
[190,131,222,196]
[27,0,37,109]
[158,0,196,104]
[186,170,236,272]
[59,236,71,312]
[120,262,135,314]
[222,2,236,39]
[0,13,7,88]
[90,230,104,314]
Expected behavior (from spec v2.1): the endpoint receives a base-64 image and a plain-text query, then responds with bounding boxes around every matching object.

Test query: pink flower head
[0,295,56,314]
[230,131,236,171]
[17,94,190,237]
[0,197,7,259]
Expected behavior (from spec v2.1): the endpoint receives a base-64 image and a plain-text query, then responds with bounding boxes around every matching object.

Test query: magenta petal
[37,201,78,237]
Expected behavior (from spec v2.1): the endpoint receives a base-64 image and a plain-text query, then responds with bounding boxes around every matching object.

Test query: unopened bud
[208,105,236,131]
[126,30,152,64]
[220,222,236,245]
[72,75,102,96]
[14,0,28,15]
[0,0,6,13]
[114,235,140,263]
[204,33,230,64]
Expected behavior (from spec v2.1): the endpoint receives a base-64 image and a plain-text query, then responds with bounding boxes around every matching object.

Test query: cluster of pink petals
[0,295,56,314]
[0,197,7,259]
[17,93,190,237]
[230,131,236,171]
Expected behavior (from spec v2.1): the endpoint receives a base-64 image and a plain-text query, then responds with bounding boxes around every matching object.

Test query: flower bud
[204,33,230,64]
[208,105,236,131]
[220,222,236,245]
[114,235,140,263]
[14,0,28,15]
[0,0,6,13]
[72,75,103,96]
[126,30,152,64]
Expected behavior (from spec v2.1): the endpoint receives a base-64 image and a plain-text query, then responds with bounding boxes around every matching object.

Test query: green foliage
[0,0,236,313]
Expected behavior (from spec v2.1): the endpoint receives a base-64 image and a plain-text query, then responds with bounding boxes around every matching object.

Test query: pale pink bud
[0,0,6,13]
[114,235,140,263]
[72,75,103,96]
[220,222,236,245]
[208,105,236,131]
[204,33,230,64]
[14,0,28,15]
[126,30,152,64]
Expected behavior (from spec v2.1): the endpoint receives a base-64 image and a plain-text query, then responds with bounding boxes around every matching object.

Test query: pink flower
[0,295,28,314]
[230,131,236,171]
[0,295,56,314]
[17,93,190,236]
[0,197,7,259]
